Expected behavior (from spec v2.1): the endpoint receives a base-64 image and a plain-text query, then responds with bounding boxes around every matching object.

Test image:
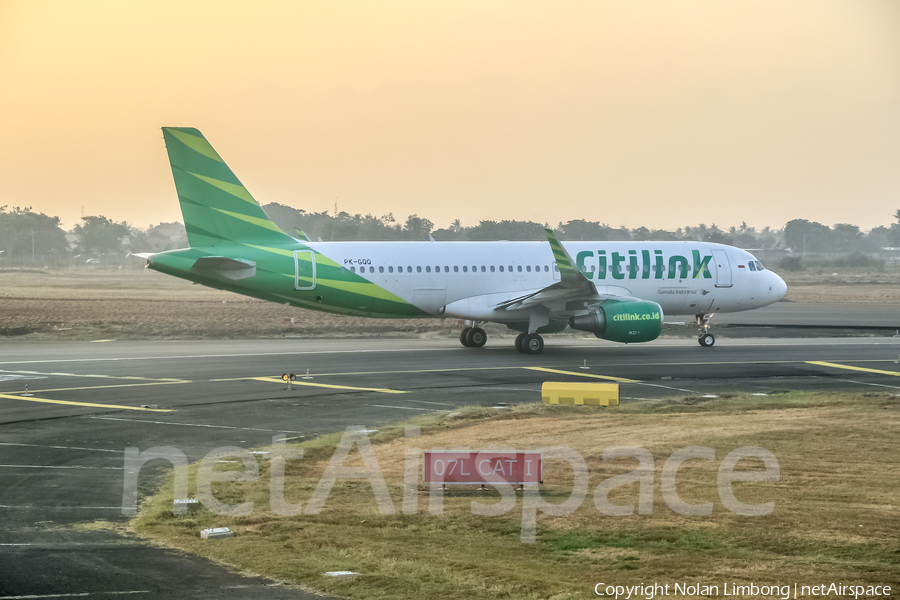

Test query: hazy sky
[2,1,898,232]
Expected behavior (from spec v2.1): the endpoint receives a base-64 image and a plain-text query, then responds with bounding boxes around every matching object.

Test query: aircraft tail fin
[161,127,295,248]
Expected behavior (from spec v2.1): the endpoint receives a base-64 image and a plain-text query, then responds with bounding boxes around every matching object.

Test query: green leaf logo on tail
[162,127,295,248]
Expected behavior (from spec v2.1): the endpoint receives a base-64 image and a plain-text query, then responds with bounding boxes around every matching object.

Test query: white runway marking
[0,347,451,366]
[635,382,700,393]
[841,379,900,391]
[404,399,456,406]
[370,404,449,412]
[0,374,48,382]
[0,593,149,599]
[0,543,137,547]
[0,465,123,470]
[0,506,123,510]
[1,338,893,367]
[0,442,122,454]
[86,416,304,434]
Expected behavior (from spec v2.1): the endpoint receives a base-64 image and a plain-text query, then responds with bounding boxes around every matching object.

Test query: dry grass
[0,269,464,339]
[781,269,900,303]
[2,268,899,339]
[131,392,900,599]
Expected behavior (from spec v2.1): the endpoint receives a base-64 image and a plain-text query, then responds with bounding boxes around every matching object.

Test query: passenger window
[417,266,422,273]
[442,266,448,273]
[454,266,459,273]
[351,266,356,273]
[526,265,532,272]
[499,266,504,272]
[544,265,549,272]
[517,266,522,272]
[490,266,495,272]
[407,266,412,273]
[426,266,431,273]
[509,265,513,272]
[388,266,393,273]
[369,267,375,273]
[379,266,384,273]
[472,266,476,272]
[463,266,468,273]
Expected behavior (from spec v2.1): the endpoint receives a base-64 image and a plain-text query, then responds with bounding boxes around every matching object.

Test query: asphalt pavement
[2,325,900,597]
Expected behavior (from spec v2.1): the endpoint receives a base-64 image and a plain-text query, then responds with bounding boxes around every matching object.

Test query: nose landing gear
[696,313,716,347]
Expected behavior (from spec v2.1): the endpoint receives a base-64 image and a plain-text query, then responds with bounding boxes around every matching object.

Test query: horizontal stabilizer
[192,256,257,280]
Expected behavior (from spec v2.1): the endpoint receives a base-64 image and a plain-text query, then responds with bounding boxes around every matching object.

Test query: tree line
[1,203,899,265]
[263,202,900,255]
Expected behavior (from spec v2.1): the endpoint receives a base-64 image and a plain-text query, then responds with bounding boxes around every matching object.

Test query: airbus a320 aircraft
[143,127,787,354]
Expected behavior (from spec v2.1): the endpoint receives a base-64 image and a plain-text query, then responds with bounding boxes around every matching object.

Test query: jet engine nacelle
[569,300,663,343]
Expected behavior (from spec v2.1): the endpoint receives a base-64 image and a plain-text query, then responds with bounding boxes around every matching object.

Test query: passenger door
[294,250,316,290]
[711,249,732,288]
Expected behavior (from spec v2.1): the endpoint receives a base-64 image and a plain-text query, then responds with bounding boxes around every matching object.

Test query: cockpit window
[748,262,757,272]
[755,261,765,271]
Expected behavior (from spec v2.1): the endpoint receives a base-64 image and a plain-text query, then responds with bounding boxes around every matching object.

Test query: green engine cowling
[569,300,663,343]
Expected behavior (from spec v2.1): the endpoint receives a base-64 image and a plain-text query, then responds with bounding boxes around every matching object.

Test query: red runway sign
[423,451,542,485]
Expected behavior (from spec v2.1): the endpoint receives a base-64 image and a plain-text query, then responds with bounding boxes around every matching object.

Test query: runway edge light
[541,382,619,406]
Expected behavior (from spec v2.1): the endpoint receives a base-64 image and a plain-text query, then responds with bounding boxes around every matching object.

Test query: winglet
[545,228,585,286]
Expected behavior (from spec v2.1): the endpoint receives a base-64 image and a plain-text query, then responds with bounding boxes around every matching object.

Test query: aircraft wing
[494,229,604,312]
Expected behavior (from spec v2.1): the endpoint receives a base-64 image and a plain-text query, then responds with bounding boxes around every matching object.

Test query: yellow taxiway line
[522,367,640,383]
[6,381,189,395]
[242,376,407,394]
[0,393,173,412]
[522,366,639,383]
[806,361,900,377]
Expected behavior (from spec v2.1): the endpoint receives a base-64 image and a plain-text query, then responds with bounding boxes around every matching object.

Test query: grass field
[130,392,900,599]
[1,267,898,340]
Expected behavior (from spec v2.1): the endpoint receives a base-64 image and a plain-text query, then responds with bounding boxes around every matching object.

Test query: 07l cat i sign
[423,451,543,485]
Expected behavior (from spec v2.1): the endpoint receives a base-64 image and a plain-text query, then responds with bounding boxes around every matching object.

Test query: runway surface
[2,334,900,597]
[713,301,900,328]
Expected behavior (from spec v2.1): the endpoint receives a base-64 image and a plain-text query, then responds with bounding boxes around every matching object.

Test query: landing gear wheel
[699,333,716,347]
[521,333,544,355]
[466,327,487,348]
[460,327,472,347]
[514,332,526,353]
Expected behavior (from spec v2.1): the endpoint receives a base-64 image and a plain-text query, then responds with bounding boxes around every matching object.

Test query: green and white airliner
[143,127,787,354]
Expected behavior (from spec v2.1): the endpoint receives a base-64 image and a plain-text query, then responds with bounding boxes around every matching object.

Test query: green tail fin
[161,127,295,248]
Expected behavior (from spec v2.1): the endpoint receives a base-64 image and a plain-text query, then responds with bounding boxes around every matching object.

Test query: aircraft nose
[771,272,787,299]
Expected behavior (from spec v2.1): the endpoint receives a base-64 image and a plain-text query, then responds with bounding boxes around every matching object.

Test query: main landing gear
[514,332,544,355]
[696,313,716,347]
[459,325,487,348]
[460,324,544,354]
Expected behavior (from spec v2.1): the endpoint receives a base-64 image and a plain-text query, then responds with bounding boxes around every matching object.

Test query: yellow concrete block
[541,382,619,406]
